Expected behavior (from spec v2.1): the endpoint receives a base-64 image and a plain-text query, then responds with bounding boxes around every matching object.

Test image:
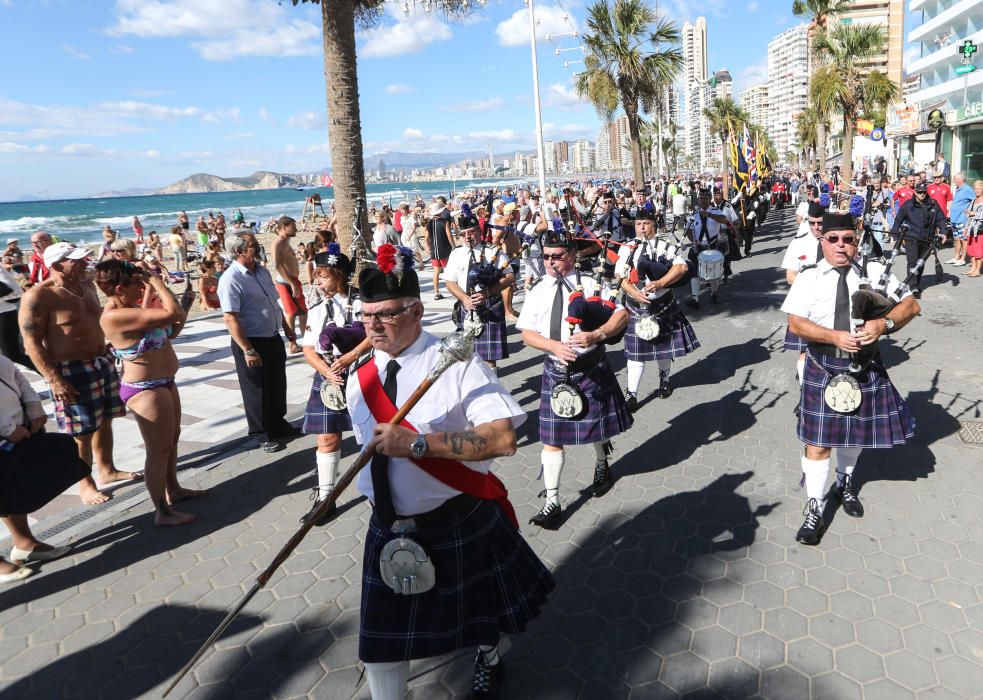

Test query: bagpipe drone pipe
[564,286,626,346]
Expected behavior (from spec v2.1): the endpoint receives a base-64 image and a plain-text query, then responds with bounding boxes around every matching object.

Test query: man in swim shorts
[271,216,307,354]
[19,242,141,506]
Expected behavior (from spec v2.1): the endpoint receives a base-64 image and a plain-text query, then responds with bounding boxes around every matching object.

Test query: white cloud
[0,142,51,154]
[113,45,136,54]
[286,110,326,130]
[747,1,759,11]
[904,45,920,70]
[60,144,103,157]
[403,128,425,139]
[496,6,577,47]
[258,107,275,125]
[145,149,161,158]
[385,84,415,95]
[440,97,505,113]
[130,88,170,98]
[664,0,727,22]
[360,10,452,58]
[544,83,586,111]
[63,45,92,60]
[107,0,321,61]
[543,123,592,139]
[469,129,517,141]
[733,56,769,98]
[305,143,331,154]
[221,131,256,140]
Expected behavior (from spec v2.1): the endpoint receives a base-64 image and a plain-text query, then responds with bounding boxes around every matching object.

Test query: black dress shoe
[592,460,614,497]
[834,475,865,518]
[656,381,674,399]
[686,298,701,310]
[711,292,719,304]
[796,498,825,546]
[299,491,337,525]
[625,392,638,413]
[793,402,801,417]
[529,500,562,529]
[471,653,504,699]
[260,440,285,453]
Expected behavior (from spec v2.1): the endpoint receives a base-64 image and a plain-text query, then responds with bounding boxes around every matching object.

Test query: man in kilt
[298,246,369,525]
[516,228,632,529]
[615,208,700,411]
[347,252,552,698]
[780,199,827,414]
[444,205,513,370]
[782,212,919,545]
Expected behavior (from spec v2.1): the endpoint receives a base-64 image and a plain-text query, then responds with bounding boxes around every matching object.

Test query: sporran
[824,373,862,414]
[550,380,587,420]
[379,536,436,595]
[319,379,348,411]
[635,313,660,341]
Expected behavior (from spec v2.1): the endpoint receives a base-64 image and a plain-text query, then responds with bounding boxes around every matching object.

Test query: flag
[742,125,758,185]
[729,127,744,191]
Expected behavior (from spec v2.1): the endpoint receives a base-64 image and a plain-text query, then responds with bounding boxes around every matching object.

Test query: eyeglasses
[809,220,824,228]
[824,234,857,245]
[543,253,570,261]
[361,303,419,324]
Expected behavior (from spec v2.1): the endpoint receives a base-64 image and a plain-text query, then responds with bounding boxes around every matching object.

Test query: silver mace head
[426,329,476,383]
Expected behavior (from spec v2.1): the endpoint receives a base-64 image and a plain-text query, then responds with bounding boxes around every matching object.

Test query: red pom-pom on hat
[377,244,397,274]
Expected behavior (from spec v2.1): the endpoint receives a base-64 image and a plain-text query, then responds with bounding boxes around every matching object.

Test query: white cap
[6,237,17,244]
[43,242,90,268]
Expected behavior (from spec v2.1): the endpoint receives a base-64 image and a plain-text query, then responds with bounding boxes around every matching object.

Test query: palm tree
[812,24,899,190]
[575,0,683,186]
[795,107,819,170]
[702,97,749,199]
[660,121,679,175]
[809,67,838,172]
[792,0,851,75]
[291,1,472,250]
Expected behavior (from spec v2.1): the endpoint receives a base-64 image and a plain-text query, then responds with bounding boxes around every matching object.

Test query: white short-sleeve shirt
[303,293,360,356]
[780,234,824,272]
[615,237,686,301]
[443,244,510,288]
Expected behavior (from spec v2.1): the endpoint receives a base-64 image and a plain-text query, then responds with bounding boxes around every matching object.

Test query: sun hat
[43,242,91,267]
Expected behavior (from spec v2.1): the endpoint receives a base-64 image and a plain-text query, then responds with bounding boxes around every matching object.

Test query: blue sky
[1,0,814,199]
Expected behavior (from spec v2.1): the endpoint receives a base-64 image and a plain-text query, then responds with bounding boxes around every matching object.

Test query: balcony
[909,0,983,43]
[909,28,983,73]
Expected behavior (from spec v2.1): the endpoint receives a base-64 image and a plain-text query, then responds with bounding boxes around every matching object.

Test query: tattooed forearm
[446,430,488,457]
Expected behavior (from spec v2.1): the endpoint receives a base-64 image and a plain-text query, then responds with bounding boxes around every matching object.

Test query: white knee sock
[316,450,339,498]
[365,660,410,700]
[627,360,645,394]
[690,278,700,298]
[802,456,831,510]
[541,449,564,506]
[657,358,672,384]
[835,447,862,486]
[796,357,806,386]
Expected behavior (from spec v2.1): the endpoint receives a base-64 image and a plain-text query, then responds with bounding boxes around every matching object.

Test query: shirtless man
[487,200,520,320]
[19,242,140,505]
[271,216,306,354]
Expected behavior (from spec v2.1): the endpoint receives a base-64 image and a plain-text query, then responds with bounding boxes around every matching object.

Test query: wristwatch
[410,434,428,459]
[244,348,257,356]
[883,317,895,333]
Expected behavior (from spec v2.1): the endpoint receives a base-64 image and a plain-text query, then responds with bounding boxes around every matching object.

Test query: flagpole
[527,0,548,198]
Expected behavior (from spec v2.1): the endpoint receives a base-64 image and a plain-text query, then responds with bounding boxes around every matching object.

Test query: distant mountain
[90,187,160,198]
[364,151,488,170]
[159,171,304,195]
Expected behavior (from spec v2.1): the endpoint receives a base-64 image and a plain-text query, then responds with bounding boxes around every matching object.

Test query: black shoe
[711,292,719,304]
[656,381,674,399]
[686,298,701,310]
[592,460,614,497]
[260,440,285,454]
[793,401,801,417]
[834,475,864,518]
[299,490,337,525]
[626,392,638,413]
[529,500,562,529]
[796,498,825,546]
[471,653,504,699]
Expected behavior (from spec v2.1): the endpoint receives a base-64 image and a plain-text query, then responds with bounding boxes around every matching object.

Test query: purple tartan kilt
[358,498,554,663]
[539,355,633,446]
[798,353,916,449]
[453,298,509,361]
[624,298,700,362]
[302,373,352,435]
[783,326,807,352]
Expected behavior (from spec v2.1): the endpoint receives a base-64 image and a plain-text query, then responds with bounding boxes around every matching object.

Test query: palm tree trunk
[840,114,854,193]
[624,100,645,186]
[816,120,826,173]
[321,0,369,253]
[719,136,729,200]
[655,120,663,180]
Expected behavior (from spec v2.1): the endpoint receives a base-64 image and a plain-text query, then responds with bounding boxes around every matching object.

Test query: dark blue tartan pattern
[358,499,554,663]
[798,353,916,448]
[301,373,353,435]
[453,297,509,361]
[539,355,633,446]
[623,297,700,362]
[783,326,808,351]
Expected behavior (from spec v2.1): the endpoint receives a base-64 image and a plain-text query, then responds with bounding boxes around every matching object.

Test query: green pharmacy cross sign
[961,40,978,64]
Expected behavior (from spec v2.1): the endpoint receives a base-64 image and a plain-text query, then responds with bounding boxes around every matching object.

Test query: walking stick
[162,330,476,697]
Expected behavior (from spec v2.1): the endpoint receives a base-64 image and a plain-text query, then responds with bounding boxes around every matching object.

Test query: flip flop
[0,566,33,584]
[9,544,72,564]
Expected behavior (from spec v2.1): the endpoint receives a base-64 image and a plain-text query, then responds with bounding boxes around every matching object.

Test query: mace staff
[162,330,476,697]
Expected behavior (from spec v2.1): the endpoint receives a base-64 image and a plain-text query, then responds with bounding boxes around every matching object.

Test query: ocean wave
[0,216,54,233]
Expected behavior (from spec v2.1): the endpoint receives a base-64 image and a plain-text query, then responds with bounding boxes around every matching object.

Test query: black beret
[633,207,656,222]
[313,249,352,275]
[807,201,827,218]
[542,229,573,249]
[359,244,420,302]
[821,212,856,233]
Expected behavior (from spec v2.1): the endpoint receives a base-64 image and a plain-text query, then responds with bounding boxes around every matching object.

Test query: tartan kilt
[783,326,808,352]
[301,373,352,435]
[798,353,915,449]
[539,355,633,446]
[358,498,554,663]
[453,297,509,361]
[624,297,700,362]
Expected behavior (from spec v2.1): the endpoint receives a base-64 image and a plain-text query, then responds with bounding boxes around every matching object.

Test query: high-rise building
[553,141,571,174]
[595,125,612,171]
[700,70,733,170]
[768,23,810,163]
[544,140,556,174]
[488,143,494,170]
[740,83,770,131]
[837,0,905,89]
[571,140,595,172]
[608,115,632,172]
[682,17,708,165]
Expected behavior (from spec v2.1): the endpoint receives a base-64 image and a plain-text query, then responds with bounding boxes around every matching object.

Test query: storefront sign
[886,102,920,136]
[927,109,946,130]
[955,100,983,124]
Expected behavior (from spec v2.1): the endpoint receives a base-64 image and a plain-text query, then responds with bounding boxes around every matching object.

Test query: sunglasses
[543,253,570,261]
[809,220,824,228]
[824,234,857,245]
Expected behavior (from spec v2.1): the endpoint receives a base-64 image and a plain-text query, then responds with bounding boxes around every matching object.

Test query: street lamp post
[527,0,548,197]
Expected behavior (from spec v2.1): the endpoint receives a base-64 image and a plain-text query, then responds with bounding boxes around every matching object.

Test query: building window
[961,124,983,182]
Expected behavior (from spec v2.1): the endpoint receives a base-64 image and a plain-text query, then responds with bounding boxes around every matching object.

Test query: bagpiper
[615,208,700,410]
[781,212,919,545]
[516,227,632,529]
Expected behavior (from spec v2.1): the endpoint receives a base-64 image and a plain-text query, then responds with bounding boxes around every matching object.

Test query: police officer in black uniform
[891,181,945,299]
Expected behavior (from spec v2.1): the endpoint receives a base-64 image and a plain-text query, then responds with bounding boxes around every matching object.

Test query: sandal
[0,566,33,584]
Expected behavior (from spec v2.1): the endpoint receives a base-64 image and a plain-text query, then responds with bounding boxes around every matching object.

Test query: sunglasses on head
[824,234,856,245]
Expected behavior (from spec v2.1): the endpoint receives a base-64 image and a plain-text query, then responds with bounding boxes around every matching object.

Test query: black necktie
[371,359,399,527]
[816,239,823,263]
[700,214,709,242]
[834,267,851,331]
[549,279,564,341]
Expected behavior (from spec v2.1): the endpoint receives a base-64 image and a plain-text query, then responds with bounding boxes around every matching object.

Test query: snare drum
[698,249,725,281]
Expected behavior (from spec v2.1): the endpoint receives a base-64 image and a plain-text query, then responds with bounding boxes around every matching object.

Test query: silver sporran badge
[463,314,485,338]
[635,314,660,341]
[550,381,587,420]
[319,379,348,411]
[824,374,862,414]
[379,536,436,595]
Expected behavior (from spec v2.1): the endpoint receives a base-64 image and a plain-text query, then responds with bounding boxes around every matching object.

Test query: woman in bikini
[198,259,221,311]
[95,260,203,526]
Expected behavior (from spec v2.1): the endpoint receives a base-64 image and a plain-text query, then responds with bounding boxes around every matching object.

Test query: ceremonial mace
[162,330,476,697]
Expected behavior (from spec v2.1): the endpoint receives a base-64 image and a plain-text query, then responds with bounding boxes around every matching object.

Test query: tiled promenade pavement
[2,207,983,699]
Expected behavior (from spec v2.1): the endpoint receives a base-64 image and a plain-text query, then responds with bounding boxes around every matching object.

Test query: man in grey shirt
[218,231,299,452]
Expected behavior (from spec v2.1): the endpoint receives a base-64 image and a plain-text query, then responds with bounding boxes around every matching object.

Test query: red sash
[356,358,519,529]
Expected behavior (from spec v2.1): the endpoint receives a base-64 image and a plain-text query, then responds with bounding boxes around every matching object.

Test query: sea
[0,178,529,245]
